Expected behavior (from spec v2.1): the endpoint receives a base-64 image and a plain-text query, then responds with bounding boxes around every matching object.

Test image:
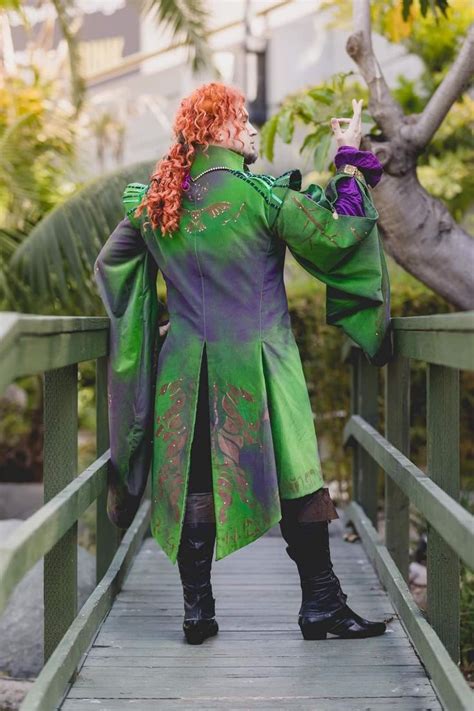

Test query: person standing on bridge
[94,82,393,645]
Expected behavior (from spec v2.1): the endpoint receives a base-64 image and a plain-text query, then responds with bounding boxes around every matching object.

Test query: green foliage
[0,74,77,226]
[391,77,425,114]
[374,0,472,82]
[78,360,97,432]
[374,0,474,222]
[401,0,450,21]
[4,160,155,315]
[263,0,473,227]
[1,0,215,315]
[259,72,375,172]
[0,73,79,311]
[0,374,43,483]
[319,0,452,32]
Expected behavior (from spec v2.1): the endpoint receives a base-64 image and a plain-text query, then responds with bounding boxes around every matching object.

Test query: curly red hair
[134,82,247,237]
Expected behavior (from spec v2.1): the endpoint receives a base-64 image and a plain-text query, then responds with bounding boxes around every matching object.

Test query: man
[94,82,392,645]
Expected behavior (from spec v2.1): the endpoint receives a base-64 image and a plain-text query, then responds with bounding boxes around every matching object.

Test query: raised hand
[330,99,363,150]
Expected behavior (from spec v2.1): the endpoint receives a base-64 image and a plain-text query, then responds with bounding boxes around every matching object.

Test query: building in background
[4,0,423,178]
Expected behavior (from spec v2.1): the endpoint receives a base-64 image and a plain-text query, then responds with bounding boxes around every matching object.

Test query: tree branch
[402,23,474,149]
[51,0,86,118]
[347,0,405,139]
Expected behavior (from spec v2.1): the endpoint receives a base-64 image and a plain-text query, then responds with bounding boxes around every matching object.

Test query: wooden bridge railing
[0,313,152,710]
[342,311,474,711]
[1,311,473,709]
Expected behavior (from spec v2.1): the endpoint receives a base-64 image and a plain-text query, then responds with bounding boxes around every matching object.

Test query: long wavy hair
[134,82,247,238]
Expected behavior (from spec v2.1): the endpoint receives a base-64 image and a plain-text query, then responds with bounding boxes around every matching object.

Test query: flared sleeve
[268,147,393,366]
[93,184,161,529]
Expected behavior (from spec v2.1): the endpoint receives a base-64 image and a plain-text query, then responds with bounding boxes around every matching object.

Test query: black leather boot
[177,492,219,645]
[280,489,386,640]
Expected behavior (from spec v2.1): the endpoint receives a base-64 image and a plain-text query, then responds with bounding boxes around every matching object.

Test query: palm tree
[1,0,216,116]
[49,0,216,117]
[10,159,156,314]
[0,0,216,312]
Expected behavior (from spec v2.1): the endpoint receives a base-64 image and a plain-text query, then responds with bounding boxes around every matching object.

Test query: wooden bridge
[0,311,473,710]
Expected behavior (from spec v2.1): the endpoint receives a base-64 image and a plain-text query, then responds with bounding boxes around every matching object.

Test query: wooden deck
[60,516,443,710]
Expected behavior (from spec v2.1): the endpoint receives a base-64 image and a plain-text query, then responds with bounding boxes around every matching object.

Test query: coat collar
[189,144,246,179]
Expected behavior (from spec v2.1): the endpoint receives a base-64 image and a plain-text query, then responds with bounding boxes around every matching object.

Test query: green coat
[94,144,391,565]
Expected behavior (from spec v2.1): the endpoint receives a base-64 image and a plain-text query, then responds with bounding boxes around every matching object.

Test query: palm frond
[135,0,215,73]
[8,160,156,315]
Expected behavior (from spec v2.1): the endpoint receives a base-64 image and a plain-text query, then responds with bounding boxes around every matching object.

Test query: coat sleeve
[267,149,393,366]
[93,184,162,529]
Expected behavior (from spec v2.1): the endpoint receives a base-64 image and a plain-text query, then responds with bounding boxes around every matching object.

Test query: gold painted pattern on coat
[152,375,196,554]
[210,380,268,525]
[181,202,232,233]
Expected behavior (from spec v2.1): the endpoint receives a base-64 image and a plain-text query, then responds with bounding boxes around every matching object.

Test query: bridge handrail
[0,312,150,710]
[342,310,474,711]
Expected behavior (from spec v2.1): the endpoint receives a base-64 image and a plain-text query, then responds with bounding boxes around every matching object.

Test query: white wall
[80,0,423,181]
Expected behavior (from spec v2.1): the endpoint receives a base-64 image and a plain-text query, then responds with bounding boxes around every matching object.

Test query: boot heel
[299,621,328,640]
[183,619,219,645]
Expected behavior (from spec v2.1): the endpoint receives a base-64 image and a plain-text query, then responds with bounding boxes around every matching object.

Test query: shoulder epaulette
[122,182,149,228]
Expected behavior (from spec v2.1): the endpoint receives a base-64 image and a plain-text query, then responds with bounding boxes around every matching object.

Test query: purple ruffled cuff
[334,145,384,187]
[332,145,384,217]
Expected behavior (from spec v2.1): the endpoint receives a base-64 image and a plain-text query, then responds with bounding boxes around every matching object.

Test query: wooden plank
[43,364,78,663]
[83,643,420,665]
[343,415,474,569]
[20,500,151,711]
[58,524,442,709]
[0,312,108,395]
[0,313,108,373]
[384,355,410,582]
[344,500,473,711]
[64,668,437,699]
[391,312,474,331]
[62,698,442,710]
[426,364,460,664]
[395,330,474,369]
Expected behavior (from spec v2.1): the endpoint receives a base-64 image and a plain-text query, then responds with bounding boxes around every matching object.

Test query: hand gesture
[330,99,363,150]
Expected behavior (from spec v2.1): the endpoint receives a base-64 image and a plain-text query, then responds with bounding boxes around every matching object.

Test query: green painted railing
[342,311,474,711]
[0,313,152,710]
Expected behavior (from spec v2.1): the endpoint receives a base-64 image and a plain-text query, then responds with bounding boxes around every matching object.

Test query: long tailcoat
[94,144,391,565]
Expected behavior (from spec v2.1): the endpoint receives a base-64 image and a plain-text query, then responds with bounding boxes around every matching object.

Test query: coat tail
[261,336,325,500]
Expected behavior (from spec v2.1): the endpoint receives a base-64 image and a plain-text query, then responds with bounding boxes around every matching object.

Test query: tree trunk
[348,3,474,309]
[373,170,474,309]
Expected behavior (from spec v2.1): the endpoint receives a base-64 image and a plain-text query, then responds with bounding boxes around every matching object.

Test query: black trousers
[187,345,339,524]
[188,344,213,494]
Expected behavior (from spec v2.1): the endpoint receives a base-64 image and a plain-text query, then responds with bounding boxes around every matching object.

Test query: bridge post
[43,364,78,663]
[426,363,460,664]
[353,349,379,527]
[96,356,121,583]
[384,354,410,583]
